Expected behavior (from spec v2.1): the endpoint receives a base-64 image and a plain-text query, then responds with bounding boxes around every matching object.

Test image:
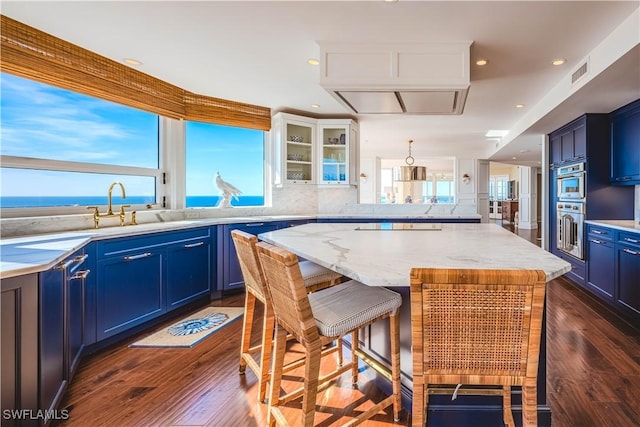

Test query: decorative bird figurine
[215,172,242,208]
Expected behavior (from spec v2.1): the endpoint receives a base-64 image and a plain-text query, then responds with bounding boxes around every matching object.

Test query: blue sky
[0,73,264,197]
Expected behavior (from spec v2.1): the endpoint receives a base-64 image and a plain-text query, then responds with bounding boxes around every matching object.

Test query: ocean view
[0,195,265,208]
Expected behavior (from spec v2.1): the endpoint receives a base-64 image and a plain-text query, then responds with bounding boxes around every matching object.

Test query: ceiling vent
[571,60,589,85]
[319,42,472,115]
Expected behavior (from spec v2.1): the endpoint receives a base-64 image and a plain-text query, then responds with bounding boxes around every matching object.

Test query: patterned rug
[130,306,244,348]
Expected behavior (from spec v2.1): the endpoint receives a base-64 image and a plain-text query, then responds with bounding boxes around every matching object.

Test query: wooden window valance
[0,15,271,131]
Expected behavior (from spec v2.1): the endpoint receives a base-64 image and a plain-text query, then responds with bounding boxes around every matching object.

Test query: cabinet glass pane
[286,123,313,181]
[321,127,347,183]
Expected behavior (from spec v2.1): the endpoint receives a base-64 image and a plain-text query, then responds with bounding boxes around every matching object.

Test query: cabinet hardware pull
[624,237,639,244]
[623,248,639,256]
[592,230,603,234]
[57,253,89,270]
[245,223,265,227]
[124,252,152,261]
[69,269,91,280]
[184,242,204,248]
[591,239,602,244]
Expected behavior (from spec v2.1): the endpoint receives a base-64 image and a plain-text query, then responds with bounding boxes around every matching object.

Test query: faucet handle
[87,206,100,229]
[119,205,131,226]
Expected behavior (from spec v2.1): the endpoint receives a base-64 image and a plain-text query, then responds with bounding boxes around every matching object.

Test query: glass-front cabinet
[318,121,356,185]
[272,113,316,185]
[272,113,358,186]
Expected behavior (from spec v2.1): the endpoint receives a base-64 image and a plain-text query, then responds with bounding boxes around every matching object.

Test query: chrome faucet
[107,181,126,215]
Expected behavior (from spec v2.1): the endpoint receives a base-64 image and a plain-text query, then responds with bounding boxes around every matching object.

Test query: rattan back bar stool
[409,268,546,427]
[256,241,402,427]
[231,230,342,402]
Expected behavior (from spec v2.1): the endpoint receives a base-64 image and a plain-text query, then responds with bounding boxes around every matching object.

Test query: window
[490,175,510,200]
[1,73,161,214]
[185,121,265,207]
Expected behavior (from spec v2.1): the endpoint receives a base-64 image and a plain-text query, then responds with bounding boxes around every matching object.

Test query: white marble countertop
[585,219,640,233]
[259,223,571,287]
[0,214,479,280]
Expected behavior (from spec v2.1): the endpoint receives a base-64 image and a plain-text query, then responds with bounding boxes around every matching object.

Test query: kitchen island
[259,222,571,427]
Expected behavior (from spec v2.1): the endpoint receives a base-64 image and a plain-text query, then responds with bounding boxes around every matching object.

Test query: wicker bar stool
[409,268,546,427]
[231,230,342,402]
[256,241,402,427]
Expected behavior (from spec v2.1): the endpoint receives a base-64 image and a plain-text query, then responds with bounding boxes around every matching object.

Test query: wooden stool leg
[301,344,322,427]
[239,291,257,373]
[390,313,401,421]
[258,302,275,403]
[502,386,515,427]
[336,338,343,366]
[267,325,287,427]
[521,382,538,427]
[411,380,425,427]
[351,329,360,385]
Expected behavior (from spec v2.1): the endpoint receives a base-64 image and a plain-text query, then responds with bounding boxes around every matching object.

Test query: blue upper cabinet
[610,99,640,185]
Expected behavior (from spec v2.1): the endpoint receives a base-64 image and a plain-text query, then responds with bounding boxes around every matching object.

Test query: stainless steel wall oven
[557,201,585,259]
[557,162,586,200]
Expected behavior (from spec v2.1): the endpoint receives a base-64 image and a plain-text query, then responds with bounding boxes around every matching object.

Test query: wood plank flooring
[57,278,640,427]
[57,225,640,426]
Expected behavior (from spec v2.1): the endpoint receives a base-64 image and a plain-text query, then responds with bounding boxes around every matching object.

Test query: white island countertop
[259,222,571,287]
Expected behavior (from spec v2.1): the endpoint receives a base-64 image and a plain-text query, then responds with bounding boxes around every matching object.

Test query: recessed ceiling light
[123,58,142,66]
[512,156,517,160]
[476,59,488,66]
[307,58,320,66]
[515,104,525,109]
[383,0,399,3]
[552,58,566,66]
[311,104,320,108]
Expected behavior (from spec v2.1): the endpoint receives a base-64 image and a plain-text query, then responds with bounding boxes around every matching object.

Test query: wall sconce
[462,173,471,185]
[360,172,368,182]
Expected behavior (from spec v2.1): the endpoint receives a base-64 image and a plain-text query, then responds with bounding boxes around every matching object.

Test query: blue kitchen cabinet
[583,224,640,327]
[96,248,164,340]
[67,251,90,379]
[94,227,214,342]
[586,234,615,300]
[549,116,587,166]
[37,247,90,420]
[610,99,640,185]
[616,232,640,320]
[219,221,282,291]
[166,232,212,310]
[39,265,67,416]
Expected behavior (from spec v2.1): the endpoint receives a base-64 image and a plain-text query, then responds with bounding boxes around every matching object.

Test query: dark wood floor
[57,224,640,427]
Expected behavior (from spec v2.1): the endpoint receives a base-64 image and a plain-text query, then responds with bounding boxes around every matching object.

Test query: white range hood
[319,41,472,115]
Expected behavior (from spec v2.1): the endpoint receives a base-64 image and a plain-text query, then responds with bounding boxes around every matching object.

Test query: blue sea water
[0,195,265,208]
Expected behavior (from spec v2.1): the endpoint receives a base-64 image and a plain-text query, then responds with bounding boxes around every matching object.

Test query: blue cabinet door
[67,251,89,379]
[167,237,212,309]
[221,221,282,291]
[617,244,640,317]
[39,267,66,413]
[96,250,164,340]
[610,99,640,185]
[586,238,615,300]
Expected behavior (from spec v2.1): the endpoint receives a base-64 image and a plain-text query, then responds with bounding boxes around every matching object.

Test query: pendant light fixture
[393,139,427,181]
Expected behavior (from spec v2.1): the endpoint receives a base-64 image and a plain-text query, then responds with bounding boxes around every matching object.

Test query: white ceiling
[3,1,639,168]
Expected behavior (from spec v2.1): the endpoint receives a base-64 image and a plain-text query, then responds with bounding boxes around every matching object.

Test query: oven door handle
[562,214,574,250]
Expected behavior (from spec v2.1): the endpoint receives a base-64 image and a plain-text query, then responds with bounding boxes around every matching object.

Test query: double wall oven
[556,162,586,259]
